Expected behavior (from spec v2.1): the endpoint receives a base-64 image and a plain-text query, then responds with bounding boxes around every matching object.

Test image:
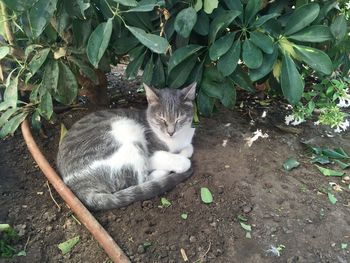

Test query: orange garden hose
[21,120,131,263]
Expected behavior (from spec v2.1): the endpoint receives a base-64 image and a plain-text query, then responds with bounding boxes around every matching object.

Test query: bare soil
[1,68,350,263]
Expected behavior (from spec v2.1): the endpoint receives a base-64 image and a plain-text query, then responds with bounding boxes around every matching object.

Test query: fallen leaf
[200,187,213,204]
[315,165,344,177]
[240,222,252,232]
[181,213,188,220]
[341,243,348,250]
[58,236,80,255]
[283,158,300,171]
[327,192,337,205]
[334,160,350,170]
[59,123,68,145]
[160,197,171,207]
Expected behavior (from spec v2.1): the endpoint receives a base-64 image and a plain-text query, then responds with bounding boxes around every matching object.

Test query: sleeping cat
[57,83,196,210]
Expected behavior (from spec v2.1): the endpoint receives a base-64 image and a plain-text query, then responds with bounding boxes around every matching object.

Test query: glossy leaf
[281,53,304,104]
[175,7,197,38]
[4,74,18,109]
[55,61,78,105]
[168,45,203,73]
[250,46,278,81]
[201,67,225,99]
[29,0,58,38]
[288,25,333,42]
[0,108,17,128]
[250,31,274,54]
[252,13,280,28]
[293,45,333,75]
[126,0,164,12]
[230,66,255,93]
[242,39,263,69]
[193,10,209,36]
[126,25,169,54]
[245,0,261,25]
[208,10,241,44]
[223,0,242,13]
[217,40,241,77]
[2,0,36,12]
[203,0,218,14]
[200,187,213,204]
[209,32,235,61]
[221,82,236,109]
[87,19,113,68]
[142,54,154,85]
[285,3,320,35]
[152,56,165,87]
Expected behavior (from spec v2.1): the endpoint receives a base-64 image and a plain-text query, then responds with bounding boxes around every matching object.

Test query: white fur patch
[150,151,191,173]
[153,124,195,153]
[110,118,147,148]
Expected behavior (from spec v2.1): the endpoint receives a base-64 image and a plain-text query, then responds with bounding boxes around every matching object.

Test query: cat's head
[144,83,196,137]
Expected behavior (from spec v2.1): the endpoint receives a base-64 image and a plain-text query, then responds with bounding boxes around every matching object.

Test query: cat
[57,82,197,210]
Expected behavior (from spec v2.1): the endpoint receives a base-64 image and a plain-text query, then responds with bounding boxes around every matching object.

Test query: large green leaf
[281,53,304,104]
[197,90,215,117]
[201,67,225,99]
[142,54,154,85]
[0,112,28,138]
[0,108,17,128]
[168,45,203,73]
[174,7,197,38]
[112,0,137,7]
[4,74,18,109]
[250,31,274,54]
[245,0,261,25]
[39,91,53,120]
[2,0,36,12]
[230,66,255,93]
[242,39,263,69]
[193,10,209,36]
[209,32,235,61]
[203,0,218,14]
[208,10,241,44]
[0,46,9,60]
[252,13,280,28]
[126,0,164,12]
[77,0,90,18]
[284,3,320,35]
[223,0,242,13]
[221,81,236,109]
[87,18,113,68]
[288,25,333,42]
[125,47,146,79]
[152,56,165,87]
[28,0,58,38]
[27,48,50,79]
[330,15,347,42]
[293,45,332,75]
[126,25,169,54]
[168,55,198,89]
[250,46,278,81]
[72,19,92,48]
[42,59,59,92]
[54,61,78,105]
[217,40,241,77]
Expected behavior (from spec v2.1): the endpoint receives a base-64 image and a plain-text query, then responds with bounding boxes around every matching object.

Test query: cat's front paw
[179,144,194,158]
[174,156,191,173]
[149,170,169,180]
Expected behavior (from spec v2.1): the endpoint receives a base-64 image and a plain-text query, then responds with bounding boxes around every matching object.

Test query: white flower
[334,119,350,133]
[285,114,305,126]
[337,96,350,108]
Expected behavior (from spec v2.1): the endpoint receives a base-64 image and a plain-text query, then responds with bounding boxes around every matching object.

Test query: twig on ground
[46,181,61,211]
[180,248,189,262]
[193,242,212,263]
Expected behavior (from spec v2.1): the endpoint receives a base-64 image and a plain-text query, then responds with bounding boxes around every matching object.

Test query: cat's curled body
[57,83,196,210]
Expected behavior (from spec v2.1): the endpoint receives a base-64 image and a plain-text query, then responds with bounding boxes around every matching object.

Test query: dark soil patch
[1,68,350,263]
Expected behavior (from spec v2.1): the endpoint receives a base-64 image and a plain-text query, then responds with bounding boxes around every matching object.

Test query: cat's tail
[83,168,194,211]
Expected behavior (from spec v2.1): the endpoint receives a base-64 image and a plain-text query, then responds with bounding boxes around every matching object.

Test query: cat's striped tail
[83,168,194,211]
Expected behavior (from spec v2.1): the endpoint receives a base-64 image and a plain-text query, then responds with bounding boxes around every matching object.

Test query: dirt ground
[1,68,350,263]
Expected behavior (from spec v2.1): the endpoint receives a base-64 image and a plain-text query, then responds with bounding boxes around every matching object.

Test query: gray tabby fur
[57,83,196,210]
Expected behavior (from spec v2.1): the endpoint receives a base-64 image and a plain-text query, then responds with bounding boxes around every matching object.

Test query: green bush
[0,0,349,137]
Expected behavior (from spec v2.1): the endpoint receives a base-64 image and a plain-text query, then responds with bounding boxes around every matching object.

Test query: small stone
[170,245,177,251]
[218,186,224,194]
[14,224,26,237]
[137,245,145,254]
[45,226,53,232]
[242,205,252,214]
[210,222,217,227]
[189,236,197,243]
[43,211,57,222]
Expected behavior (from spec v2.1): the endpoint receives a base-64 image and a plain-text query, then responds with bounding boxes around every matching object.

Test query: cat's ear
[143,83,159,105]
[181,82,197,101]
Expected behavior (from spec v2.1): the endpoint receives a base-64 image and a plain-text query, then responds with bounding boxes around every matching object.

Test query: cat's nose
[167,131,175,136]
